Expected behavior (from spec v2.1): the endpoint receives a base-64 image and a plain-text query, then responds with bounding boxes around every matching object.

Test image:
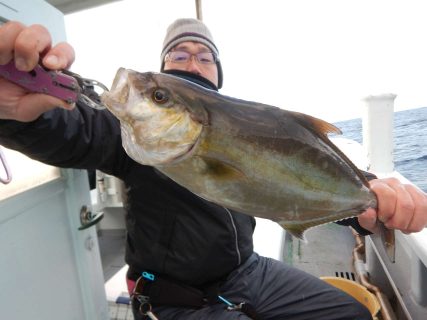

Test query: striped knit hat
[160,18,223,89]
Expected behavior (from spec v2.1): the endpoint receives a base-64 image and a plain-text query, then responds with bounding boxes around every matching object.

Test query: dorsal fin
[291,111,371,188]
[293,112,342,136]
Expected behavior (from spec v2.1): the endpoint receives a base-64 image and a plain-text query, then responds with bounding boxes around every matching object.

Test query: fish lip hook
[0,146,12,184]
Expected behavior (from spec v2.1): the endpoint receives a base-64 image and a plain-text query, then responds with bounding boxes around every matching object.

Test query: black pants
[132,253,372,320]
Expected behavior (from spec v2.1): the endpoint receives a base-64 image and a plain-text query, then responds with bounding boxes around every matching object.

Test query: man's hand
[0,21,76,122]
[358,177,427,234]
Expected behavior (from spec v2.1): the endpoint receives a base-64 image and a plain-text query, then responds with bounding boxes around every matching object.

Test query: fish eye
[152,88,169,104]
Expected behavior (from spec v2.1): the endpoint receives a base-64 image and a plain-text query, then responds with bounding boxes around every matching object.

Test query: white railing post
[362,94,397,174]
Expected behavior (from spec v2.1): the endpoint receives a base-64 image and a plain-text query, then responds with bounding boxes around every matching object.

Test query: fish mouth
[101,68,131,116]
[161,133,201,166]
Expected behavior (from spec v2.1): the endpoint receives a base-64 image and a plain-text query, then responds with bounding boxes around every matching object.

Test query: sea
[333,107,427,193]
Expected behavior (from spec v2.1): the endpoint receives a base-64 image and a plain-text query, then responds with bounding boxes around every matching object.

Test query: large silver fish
[101,69,377,239]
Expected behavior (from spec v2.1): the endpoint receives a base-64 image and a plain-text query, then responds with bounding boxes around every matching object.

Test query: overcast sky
[64,0,427,122]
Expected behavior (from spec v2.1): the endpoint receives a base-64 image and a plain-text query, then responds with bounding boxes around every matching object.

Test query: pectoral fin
[194,156,247,181]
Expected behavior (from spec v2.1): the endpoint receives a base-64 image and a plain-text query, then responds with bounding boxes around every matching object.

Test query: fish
[101,68,378,240]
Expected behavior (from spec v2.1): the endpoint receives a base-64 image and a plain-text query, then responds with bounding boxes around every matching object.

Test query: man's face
[163,41,219,87]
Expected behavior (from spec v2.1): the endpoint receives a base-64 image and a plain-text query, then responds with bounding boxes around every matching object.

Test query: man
[0,18,426,320]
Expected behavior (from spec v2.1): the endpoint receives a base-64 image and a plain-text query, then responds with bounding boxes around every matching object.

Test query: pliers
[0,59,108,109]
[0,60,109,184]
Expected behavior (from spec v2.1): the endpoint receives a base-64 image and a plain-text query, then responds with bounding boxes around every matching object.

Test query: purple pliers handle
[0,60,109,183]
[0,60,79,104]
[0,60,107,109]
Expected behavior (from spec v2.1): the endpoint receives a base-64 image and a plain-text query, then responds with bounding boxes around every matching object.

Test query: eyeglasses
[165,51,218,65]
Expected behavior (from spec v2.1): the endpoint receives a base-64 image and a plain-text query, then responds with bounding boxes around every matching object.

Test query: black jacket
[0,75,371,287]
[0,104,255,286]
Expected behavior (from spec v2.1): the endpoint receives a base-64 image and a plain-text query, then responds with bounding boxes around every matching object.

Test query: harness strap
[131,273,205,309]
[131,271,261,319]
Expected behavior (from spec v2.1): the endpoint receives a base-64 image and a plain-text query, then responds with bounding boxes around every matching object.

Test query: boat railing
[361,94,427,320]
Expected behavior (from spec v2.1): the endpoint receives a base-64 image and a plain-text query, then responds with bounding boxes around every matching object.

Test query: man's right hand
[0,21,76,122]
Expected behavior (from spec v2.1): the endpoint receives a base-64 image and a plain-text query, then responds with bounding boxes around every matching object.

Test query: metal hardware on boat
[144,310,159,320]
[352,230,397,320]
[138,298,159,320]
[84,236,95,251]
[62,69,108,110]
[380,227,396,263]
[0,146,12,184]
[78,205,104,230]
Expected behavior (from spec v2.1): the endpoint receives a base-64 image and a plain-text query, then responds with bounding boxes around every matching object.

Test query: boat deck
[284,223,356,279]
[98,229,131,320]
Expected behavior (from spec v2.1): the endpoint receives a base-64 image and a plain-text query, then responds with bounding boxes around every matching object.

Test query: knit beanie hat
[160,18,223,89]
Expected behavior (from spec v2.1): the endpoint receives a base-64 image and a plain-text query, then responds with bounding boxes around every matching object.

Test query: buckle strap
[131,272,205,309]
[131,271,260,319]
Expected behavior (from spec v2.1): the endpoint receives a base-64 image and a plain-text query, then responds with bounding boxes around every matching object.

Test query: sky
[64,0,427,122]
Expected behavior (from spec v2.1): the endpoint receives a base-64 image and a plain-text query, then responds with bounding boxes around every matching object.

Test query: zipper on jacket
[223,207,241,265]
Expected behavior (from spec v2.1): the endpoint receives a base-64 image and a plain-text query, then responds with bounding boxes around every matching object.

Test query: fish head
[101,69,208,166]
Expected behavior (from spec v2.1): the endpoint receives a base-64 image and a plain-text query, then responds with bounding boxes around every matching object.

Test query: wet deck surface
[108,301,133,320]
[98,224,357,319]
[98,229,127,282]
[283,223,357,279]
[98,229,131,320]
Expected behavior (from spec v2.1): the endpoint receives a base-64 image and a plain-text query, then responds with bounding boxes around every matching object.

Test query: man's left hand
[358,177,427,234]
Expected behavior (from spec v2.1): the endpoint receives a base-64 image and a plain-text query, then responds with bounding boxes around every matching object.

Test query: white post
[362,94,396,174]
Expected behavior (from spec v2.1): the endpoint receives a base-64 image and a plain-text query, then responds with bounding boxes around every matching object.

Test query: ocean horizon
[334,107,427,193]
